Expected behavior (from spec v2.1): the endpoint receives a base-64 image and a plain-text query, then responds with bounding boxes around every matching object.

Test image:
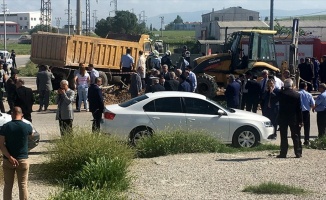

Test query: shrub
[309,136,326,150]
[19,60,38,76]
[42,129,134,182]
[243,181,308,195]
[68,156,130,191]
[49,188,125,200]
[33,90,57,105]
[135,130,235,158]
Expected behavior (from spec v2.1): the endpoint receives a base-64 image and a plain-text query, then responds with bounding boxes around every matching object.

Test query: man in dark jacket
[277,78,303,158]
[14,79,34,122]
[88,77,105,132]
[319,55,326,84]
[164,72,179,91]
[225,74,241,109]
[245,75,261,113]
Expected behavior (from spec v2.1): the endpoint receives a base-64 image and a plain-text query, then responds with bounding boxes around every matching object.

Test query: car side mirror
[217,110,226,115]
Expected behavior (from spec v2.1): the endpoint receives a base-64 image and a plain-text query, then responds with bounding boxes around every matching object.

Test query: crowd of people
[225,55,326,158]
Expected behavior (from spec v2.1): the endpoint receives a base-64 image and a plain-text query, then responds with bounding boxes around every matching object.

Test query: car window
[143,97,183,113]
[184,97,219,115]
[119,95,148,107]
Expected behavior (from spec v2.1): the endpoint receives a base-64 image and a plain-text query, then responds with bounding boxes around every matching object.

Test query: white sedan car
[0,113,40,150]
[101,92,274,147]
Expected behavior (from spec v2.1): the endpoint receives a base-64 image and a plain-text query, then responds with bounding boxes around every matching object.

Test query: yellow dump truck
[30,32,152,89]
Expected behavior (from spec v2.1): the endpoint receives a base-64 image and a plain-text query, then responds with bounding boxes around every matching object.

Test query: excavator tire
[197,74,218,99]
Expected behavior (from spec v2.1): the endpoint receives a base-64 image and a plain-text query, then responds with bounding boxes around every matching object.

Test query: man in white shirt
[88,64,99,84]
[137,50,146,89]
[185,66,197,92]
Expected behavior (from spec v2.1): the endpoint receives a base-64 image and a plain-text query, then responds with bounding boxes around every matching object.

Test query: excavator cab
[193,30,280,98]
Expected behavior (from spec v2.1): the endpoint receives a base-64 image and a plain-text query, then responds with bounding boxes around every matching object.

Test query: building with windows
[0,11,41,30]
[197,7,261,40]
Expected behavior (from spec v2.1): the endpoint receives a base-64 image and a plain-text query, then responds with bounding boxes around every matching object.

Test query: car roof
[145,91,207,99]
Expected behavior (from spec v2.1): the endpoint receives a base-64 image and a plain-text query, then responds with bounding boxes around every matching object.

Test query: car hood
[228,109,270,122]
[0,113,40,150]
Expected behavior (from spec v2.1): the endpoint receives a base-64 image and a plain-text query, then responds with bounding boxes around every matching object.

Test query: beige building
[198,7,260,40]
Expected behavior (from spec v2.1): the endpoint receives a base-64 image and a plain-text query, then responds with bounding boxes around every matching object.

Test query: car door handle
[152,117,160,120]
[187,118,196,121]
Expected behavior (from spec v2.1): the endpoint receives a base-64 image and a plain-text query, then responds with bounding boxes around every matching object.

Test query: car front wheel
[232,126,260,148]
[130,127,153,146]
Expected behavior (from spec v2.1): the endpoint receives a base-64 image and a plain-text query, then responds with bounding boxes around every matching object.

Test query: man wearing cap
[161,50,173,69]
[225,74,241,109]
[36,65,54,112]
[88,64,99,85]
[313,83,326,138]
[151,50,161,71]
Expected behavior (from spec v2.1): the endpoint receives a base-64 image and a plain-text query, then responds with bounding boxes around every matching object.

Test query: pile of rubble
[102,86,131,105]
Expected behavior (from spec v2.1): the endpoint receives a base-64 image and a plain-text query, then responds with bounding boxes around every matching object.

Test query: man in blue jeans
[0,107,33,200]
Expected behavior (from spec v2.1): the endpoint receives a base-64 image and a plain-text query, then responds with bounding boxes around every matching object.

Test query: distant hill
[147,9,326,29]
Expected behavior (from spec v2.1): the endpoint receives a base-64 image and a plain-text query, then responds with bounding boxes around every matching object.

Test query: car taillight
[104,112,116,120]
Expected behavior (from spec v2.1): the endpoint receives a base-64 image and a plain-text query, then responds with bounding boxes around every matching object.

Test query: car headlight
[263,121,273,127]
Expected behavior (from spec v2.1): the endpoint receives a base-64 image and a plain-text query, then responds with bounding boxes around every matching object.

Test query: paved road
[16,55,30,68]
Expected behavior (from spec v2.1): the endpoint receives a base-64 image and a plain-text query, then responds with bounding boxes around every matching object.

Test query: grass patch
[33,91,57,105]
[41,129,134,183]
[2,43,31,55]
[49,188,125,200]
[243,181,308,195]
[18,60,38,76]
[308,136,326,150]
[135,130,279,158]
[151,30,195,43]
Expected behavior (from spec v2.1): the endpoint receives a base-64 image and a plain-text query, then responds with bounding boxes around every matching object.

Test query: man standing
[319,55,326,84]
[56,80,75,136]
[313,83,326,138]
[128,70,142,98]
[0,107,33,200]
[88,77,105,132]
[137,50,146,89]
[298,57,314,92]
[245,74,261,113]
[225,74,241,109]
[298,82,315,145]
[88,64,99,85]
[182,45,191,64]
[277,79,303,158]
[5,72,18,114]
[185,66,197,92]
[10,50,17,69]
[120,49,134,89]
[15,79,34,122]
[36,65,54,111]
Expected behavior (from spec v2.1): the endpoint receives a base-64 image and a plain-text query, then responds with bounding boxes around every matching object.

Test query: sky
[4,0,326,26]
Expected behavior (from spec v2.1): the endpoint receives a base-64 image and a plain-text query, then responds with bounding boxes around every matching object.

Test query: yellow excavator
[193,29,280,98]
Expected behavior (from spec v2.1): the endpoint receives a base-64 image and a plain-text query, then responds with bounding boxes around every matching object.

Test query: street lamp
[2,0,7,51]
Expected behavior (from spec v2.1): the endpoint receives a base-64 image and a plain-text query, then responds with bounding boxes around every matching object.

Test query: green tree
[173,15,183,24]
[95,11,148,37]
[29,24,57,34]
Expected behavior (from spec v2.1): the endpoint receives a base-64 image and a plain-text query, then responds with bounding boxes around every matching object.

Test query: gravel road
[1,85,325,199]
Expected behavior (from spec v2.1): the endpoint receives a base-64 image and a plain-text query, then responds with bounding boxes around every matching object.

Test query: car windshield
[205,97,234,113]
[119,95,149,108]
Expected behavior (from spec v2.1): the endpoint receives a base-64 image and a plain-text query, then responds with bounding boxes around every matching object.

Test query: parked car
[0,112,40,150]
[101,92,274,148]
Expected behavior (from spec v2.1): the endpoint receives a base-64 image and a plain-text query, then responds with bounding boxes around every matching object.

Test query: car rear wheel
[232,126,260,148]
[130,127,153,146]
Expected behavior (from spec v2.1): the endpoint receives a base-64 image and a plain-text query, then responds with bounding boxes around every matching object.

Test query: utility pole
[92,10,97,29]
[76,0,81,35]
[55,17,61,33]
[270,0,274,30]
[85,0,91,36]
[109,0,117,16]
[160,16,164,37]
[67,0,71,35]
[2,0,7,51]
[141,10,146,23]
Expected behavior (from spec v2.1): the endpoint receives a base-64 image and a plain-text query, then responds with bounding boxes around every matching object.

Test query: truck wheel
[197,74,218,99]
[99,71,108,86]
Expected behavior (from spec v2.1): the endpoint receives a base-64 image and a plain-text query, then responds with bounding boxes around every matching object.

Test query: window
[214,17,219,21]
[119,95,148,108]
[24,26,28,29]
[24,17,27,20]
[249,16,254,21]
[184,98,219,115]
[144,42,152,52]
[20,17,23,20]
[31,26,33,29]
[143,97,182,113]
[20,26,23,29]
[31,18,33,21]
[34,18,36,21]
